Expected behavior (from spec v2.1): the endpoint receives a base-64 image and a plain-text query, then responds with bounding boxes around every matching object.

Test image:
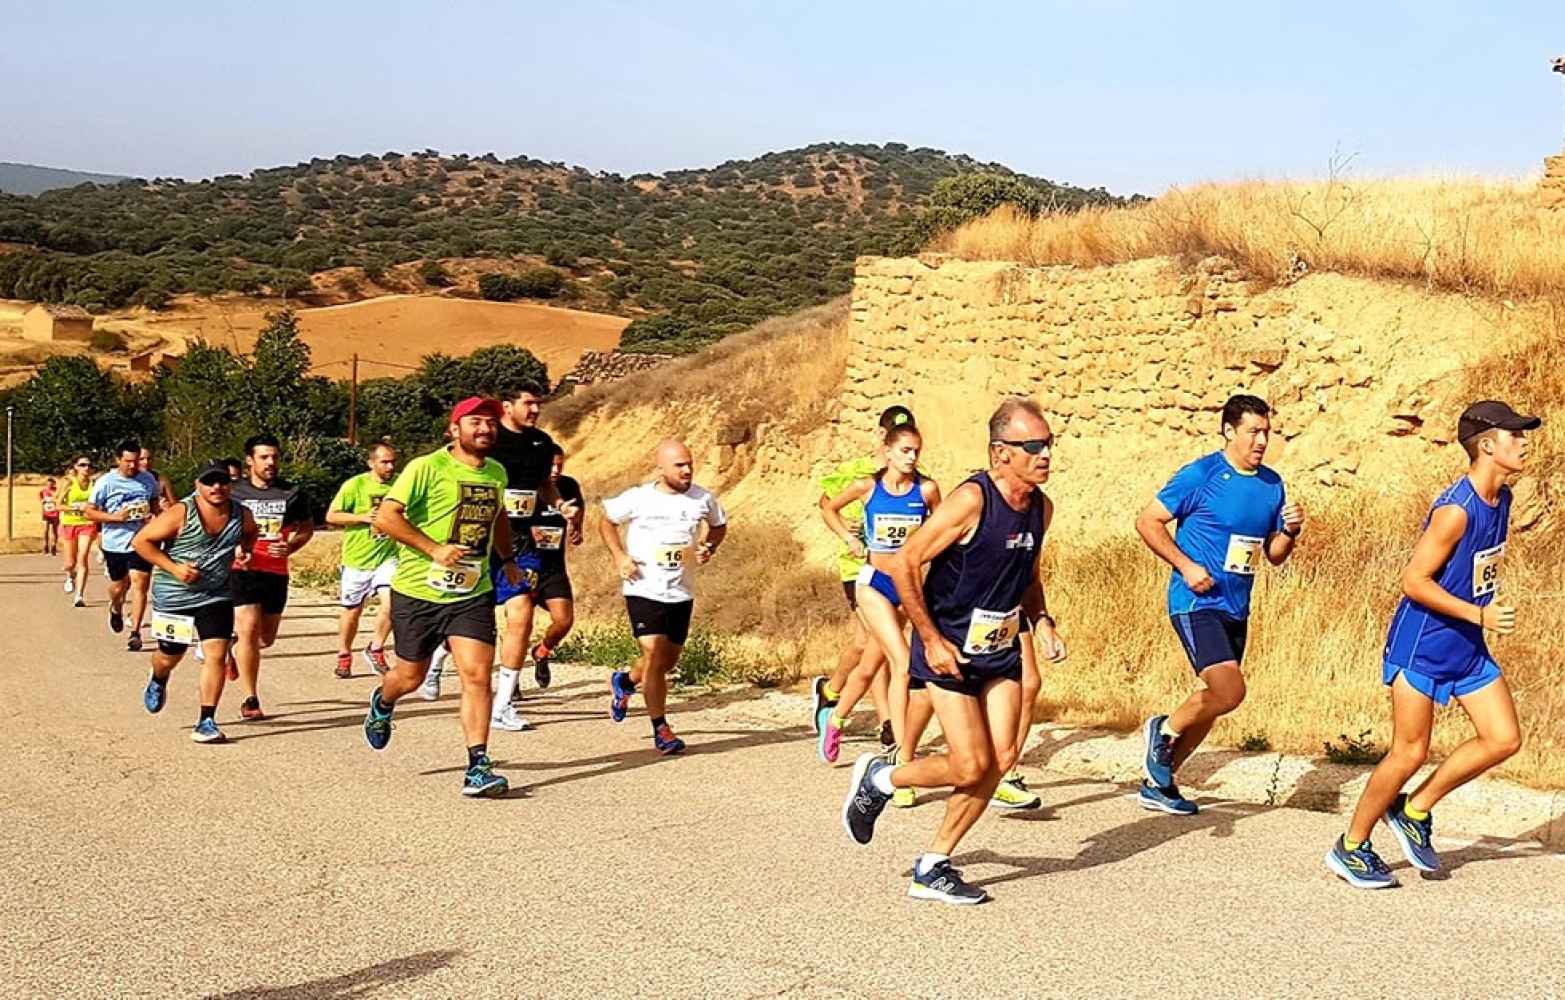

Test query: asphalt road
[1,553,1561,1000]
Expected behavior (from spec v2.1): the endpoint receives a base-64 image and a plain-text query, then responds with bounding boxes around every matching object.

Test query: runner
[523,444,585,688]
[810,406,913,750]
[1326,401,1538,888]
[39,476,59,556]
[195,458,245,671]
[326,442,399,679]
[229,434,313,720]
[361,396,522,797]
[840,398,1067,905]
[58,456,97,606]
[599,439,727,754]
[85,440,163,651]
[1134,394,1303,816]
[137,447,178,509]
[135,460,257,743]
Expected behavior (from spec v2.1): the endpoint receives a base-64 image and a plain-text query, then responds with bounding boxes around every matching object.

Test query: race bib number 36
[963,606,1021,656]
[151,611,197,646]
[504,490,538,518]
[1223,534,1264,576]
[1472,543,1504,599]
[426,557,483,595]
[871,514,921,549]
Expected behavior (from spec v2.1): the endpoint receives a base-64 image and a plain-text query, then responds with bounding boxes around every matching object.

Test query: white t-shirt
[601,482,727,603]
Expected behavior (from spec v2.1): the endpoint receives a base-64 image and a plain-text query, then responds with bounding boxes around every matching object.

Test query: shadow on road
[199,948,462,999]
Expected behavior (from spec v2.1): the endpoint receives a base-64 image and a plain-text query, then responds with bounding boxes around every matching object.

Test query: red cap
[450,396,502,424]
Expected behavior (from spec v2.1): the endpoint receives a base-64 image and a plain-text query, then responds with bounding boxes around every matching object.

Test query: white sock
[871,764,896,796]
[915,852,949,876]
[493,668,519,712]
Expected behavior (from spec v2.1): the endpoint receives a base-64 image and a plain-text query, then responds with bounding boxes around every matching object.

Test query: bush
[418,259,451,287]
[478,267,564,301]
[89,330,126,352]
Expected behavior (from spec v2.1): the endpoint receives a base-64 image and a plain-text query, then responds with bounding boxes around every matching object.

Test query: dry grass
[939,176,1565,299]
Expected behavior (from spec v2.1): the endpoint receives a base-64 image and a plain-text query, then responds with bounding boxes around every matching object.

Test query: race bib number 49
[963,606,1021,656]
[504,490,538,519]
[426,557,484,595]
[1223,534,1264,576]
[871,514,921,549]
[1472,543,1504,599]
[151,611,197,646]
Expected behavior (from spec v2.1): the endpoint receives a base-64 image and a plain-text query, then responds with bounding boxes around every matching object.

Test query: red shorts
[61,523,97,541]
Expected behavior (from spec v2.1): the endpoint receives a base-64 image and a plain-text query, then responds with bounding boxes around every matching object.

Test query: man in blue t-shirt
[1133,395,1304,815]
[1326,401,1538,889]
[86,439,164,651]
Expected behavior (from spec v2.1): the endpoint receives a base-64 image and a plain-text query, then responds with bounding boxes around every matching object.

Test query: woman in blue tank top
[819,424,941,768]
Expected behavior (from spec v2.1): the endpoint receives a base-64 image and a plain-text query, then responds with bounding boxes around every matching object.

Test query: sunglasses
[74,462,90,468]
[994,438,1053,455]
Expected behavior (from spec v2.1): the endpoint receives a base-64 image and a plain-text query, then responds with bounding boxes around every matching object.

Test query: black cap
[194,460,233,485]
[1458,401,1541,442]
[878,405,915,431]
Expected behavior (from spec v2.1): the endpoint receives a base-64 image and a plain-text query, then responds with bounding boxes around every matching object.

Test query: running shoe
[63,575,74,594]
[654,723,686,755]
[418,662,442,701]
[1137,780,1198,816]
[809,676,834,734]
[1142,714,1175,789]
[908,859,990,906]
[879,719,896,749]
[193,642,206,663]
[334,651,353,679]
[991,771,1042,810]
[816,709,843,764]
[841,753,893,845]
[126,630,143,653]
[190,718,226,744]
[239,697,265,721]
[891,787,917,809]
[363,689,394,751]
[143,673,167,714]
[73,594,85,608]
[491,705,534,732]
[1325,835,1397,889]
[109,608,124,634]
[1382,794,1441,872]
[462,757,509,798]
[532,643,552,690]
[364,645,389,675]
[609,670,633,723]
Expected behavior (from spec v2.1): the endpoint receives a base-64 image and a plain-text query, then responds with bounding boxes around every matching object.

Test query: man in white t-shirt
[598,439,728,754]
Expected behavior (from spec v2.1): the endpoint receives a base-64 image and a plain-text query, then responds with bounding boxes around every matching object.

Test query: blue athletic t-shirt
[1157,451,1286,620]
[89,470,161,554]
[1382,478,1509,681]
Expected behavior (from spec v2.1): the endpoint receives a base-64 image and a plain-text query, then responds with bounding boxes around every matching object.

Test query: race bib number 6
[963,606,1021,656]
[1223,534,1264,576]
[871,514,921,549]
[150,611,198,646]
[426,557,483,595]
[1472,543,1504,599]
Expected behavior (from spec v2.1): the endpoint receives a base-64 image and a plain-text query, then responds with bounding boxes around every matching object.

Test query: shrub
[418,259,451,287]
[89,330,126,352]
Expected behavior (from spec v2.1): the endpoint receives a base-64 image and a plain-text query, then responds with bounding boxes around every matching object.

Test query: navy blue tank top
[917,471,1046,673]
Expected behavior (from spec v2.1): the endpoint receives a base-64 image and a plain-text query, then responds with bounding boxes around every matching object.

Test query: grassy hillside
[0,162,130,197]
[0,143,1121,352]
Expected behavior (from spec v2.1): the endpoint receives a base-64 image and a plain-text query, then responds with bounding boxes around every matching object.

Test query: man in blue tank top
[839,397,1068,906]
[1135,394,1303,815]
[1326,400,1538,888]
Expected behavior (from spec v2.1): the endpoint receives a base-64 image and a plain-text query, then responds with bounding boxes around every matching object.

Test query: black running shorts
[231,570,289,615]
[105,549,152,582]
[390,590,497,663]
[154,601,236,656]
[1171,610,1249,673]
[624,595,694,646]
[841,579,858,610]
[531,570,573,604]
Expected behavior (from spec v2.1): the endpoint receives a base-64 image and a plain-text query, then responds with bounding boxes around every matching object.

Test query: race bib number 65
[1472,543,1504,599]
[963,606,1021,656]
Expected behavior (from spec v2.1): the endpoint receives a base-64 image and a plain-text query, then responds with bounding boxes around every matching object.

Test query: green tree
[7,356,133,470]
[242,311,314,440]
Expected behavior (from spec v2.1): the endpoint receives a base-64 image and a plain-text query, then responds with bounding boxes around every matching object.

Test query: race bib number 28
[871,514,921,549]
[1472,543,1504,599]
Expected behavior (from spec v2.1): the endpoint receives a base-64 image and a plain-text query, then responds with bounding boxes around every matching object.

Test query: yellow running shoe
[891,786,916,809]
[990,771,1041,810]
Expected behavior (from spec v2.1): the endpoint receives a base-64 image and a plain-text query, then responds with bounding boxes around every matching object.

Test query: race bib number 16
[654,546,687,570]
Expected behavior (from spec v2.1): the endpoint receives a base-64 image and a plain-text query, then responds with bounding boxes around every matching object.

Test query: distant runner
[85,440,163,651]
[137,447,178,509]
[599,439,727,755]
[135,460,257,744]
[362,397,522,798]
[1134,395,1303,816]
[230,434,314,720]
[521,444,585,689]
[59,457,97,607]
[40,476,59,556]
[1327,401,1538,888]
[326,442,399,678]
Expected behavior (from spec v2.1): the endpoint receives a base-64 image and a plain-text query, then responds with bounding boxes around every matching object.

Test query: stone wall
[555,349,673,393]
[1541,149,1565,210]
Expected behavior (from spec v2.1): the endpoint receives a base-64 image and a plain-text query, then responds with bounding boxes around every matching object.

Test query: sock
[467,744,487,767]
[199,705,215,722]
[651,715,668,735]
[1159,719,1180,740]
[1403,802,1430,822]
[830,714,848,730]
[1343,837,1362,852]
[495,668,520,710]
[823,684,840,702]
[372,687,393,714]
[368,641,383,652]
[915,852,949,876]
[871,765,896,796]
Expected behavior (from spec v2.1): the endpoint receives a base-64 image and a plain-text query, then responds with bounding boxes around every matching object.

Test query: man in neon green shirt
[362,397,523,798]
[327,442,399,679]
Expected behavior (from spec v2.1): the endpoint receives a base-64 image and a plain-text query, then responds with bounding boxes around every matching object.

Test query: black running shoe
[841,753,893,846]
[532,643,552,690]
[109,608,124,634]
[879,719,896,748]
[126,630,142,653]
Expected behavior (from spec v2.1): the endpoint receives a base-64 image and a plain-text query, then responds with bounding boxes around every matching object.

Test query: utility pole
[5,407,13,542]
[348,353,359,445]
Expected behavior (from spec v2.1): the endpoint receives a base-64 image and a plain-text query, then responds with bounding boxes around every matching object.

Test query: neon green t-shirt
[60,477,94,527]
[820,456,881,582]
[330,471,397,571]
[385,448,507,603]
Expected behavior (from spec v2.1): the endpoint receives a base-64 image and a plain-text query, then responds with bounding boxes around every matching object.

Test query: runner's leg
[233,603,265,700]
[496,594,536,704]
[198,635,231,710]
[1167,662,1246,771]
[1346,671,1433,844]
[449,635,498,749]
[1407,675,1521,812]
[127,570,151,634]
[540,597,574,651]
[338,602,364,655]
[637,635,682,722]
[371,589,394,650]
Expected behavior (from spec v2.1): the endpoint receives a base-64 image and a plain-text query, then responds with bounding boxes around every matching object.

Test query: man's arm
[373,498,466,568]
[889,482,984,676]
[696,522,727,564]
[133,503,188,576]
[597,510,640,581]
[1401,505,1513,633]
[1021,496,1066,662]
[1134,499,1214,594]
[1265,498,1305,565]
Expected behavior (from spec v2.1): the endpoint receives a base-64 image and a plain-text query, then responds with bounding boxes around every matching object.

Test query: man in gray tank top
[134,460,258,744]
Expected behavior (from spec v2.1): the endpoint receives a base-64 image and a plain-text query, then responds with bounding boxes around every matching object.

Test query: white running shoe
[73,594,85,608]
[63,576,74,594]
[193,643,206,663]
[490,704,533,732]
[418,665,442,701]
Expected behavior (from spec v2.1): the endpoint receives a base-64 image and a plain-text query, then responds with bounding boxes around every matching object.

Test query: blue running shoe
[654,723,686,755]
[908,859,989,906]
[1382,794,1441,872]
[1325,835,1397,889]
[1138,780,1198,815]
[609,670,633,723]
[190,717,226,743]
[1143,714,1175,789]
[143,673,167,714]
[363,688,394,752]
[842,753,893,845]
[462,757,509,798]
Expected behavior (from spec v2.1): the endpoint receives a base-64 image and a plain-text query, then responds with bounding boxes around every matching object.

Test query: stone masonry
[1541,148,1565,209]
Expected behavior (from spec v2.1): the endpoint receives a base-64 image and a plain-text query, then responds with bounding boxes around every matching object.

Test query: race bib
[963,606,1021,656]
[871,513,922,549]
[532,525,565,551]
[254,515,284,540]
[41,498,56,514]
[70,502,87,514]
[1472,543,1504,599]
[120,500,151,522]
[150,611,197,646]
[1223,534,1264,576]
[653,545,688,570]
[426,556,484,595]
[369,496,387,540]
[504,489,538,518]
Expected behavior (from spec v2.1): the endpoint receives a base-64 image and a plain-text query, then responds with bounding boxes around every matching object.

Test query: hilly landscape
[0,143,1122,352]
[0,162,131,197]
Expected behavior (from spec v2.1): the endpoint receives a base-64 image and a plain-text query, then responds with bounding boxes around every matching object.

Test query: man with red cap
[362,397,524,798]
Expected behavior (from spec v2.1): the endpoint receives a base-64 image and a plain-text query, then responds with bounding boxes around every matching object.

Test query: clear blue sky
[4,1,1563,195]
